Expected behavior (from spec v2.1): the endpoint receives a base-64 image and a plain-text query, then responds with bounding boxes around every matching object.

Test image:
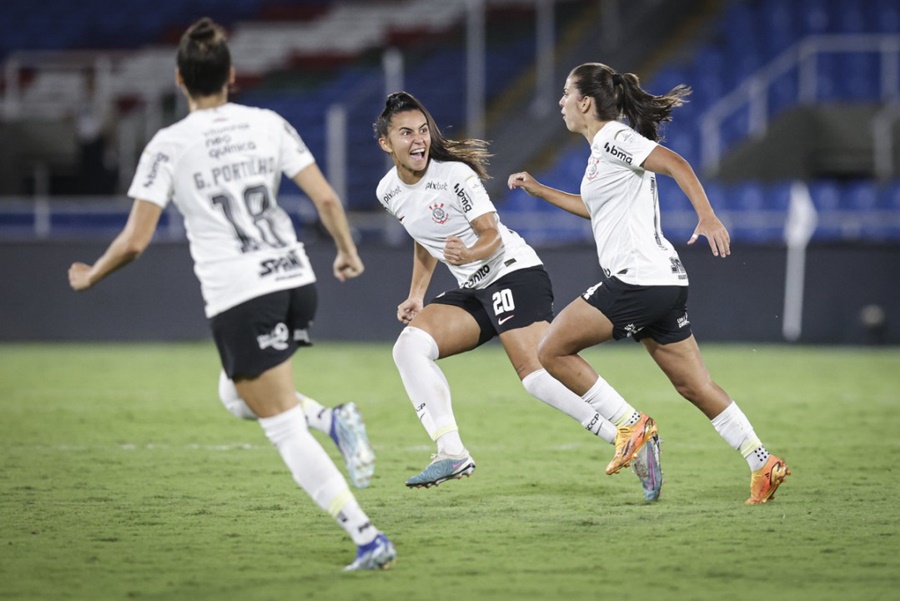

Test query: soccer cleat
[329,402,376,489]
[631,433,663,501]
[606,413,658,475]
[343,533,397,571]
[405,451,476,488]
[745,455,791,505]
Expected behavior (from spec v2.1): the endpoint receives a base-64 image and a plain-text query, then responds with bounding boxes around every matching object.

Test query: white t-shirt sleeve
[127,132,175,208]
[277,113,316,178]
[609,125,657,168]
[450,163,494,222]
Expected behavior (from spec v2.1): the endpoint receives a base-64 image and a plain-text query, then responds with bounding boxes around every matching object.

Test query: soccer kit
[579,121,691,343]
[128,102,317,319]
[377,159,550,338]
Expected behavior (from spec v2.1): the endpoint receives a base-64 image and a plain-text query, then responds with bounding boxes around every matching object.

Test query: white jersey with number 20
[128,103,317,318]
[377,159,542,289]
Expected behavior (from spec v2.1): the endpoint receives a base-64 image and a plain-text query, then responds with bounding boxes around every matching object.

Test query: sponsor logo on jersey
[603,142,633,164]
[259,250,305,277]
[143,152,170,187]
[257,322,290,351]
[382,185,401,204]
[453,183,473,212]
[430,201,449,224]
[425,181,448,191]
[207,139,258,160]
[461,264,490,288]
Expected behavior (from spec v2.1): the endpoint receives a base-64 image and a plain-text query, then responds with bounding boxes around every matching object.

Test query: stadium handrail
[700,34,900,176]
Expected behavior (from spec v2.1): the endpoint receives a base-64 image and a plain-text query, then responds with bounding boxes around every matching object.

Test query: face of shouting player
[379,109,430,184]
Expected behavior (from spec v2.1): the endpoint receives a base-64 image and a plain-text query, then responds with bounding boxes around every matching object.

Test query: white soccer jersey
[580,121,688,286]
[376,159,542,289]
[128,103,317,317]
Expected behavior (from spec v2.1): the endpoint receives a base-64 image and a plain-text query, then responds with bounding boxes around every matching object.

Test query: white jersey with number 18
[128,103,318,318]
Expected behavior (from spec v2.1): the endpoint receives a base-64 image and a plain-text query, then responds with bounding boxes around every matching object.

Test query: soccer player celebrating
[68,17,395,569]
[374,91,662,500]
[508,63,790,504]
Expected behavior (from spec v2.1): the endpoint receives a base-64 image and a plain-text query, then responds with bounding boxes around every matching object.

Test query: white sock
[217,372,335,434]
[218,371,257,420]
[710,401,768,471]
[259,405,376,545]
[392,327,462,452]
[297,392,332,434]
[581,375,638,427]
[522,369,616,444]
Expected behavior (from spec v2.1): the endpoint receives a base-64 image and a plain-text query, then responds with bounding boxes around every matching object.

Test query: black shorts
[581,275,692,344]
[209,285,318,380]
[431,266,555,347]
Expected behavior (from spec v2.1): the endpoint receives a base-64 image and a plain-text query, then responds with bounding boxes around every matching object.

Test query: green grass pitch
[1,341,898,601]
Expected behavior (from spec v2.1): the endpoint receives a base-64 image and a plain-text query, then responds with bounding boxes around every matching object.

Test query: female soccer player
[507,63,790,504]
[67,17,395,569]
[374,91,662,500]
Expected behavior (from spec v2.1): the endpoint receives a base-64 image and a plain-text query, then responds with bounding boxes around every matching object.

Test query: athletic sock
[710,401,768,471]
[581,375,639,427]
[296,392,332,433]
[522,369,616,444]
[392,326,459,443]
[259,405,376,545]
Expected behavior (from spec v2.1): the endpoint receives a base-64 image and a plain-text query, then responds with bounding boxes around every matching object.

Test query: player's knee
[393,326,439,366]
[536,336,559,372]
[218,370,258,420]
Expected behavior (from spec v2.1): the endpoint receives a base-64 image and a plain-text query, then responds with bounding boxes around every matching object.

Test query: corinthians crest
[429,201,449,224]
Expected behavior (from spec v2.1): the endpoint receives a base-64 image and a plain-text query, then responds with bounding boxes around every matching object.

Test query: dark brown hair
[373,91,492,180]
[569,63,691,142]
[176,17,231,98]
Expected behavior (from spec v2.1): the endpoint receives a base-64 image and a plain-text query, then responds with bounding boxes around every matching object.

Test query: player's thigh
[233,358,299,418]
[410,303,485,358]
[542,296,615,356]
[641,334,710,389]
[498,320,549,379]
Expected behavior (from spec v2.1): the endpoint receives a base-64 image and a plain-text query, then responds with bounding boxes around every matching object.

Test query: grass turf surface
[1,342,898,601]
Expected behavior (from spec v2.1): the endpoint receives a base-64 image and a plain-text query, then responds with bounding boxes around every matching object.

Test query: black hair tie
[612,73,624,86]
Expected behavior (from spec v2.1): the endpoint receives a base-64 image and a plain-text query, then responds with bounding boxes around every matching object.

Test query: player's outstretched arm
[507,171,589,219]
[68,199,162,291]
[292,163,364,280]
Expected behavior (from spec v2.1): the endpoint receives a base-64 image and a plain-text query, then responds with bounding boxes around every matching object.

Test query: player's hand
[397,298,423,324]
[688,214,731,257]
[443,236,470,265]
[507,171,542,196]
[333,251,364,281]
[68,262,94,291]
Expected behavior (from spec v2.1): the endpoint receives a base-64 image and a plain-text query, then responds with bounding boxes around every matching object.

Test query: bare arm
[291,163,364,280]
[68,199,163,291]
[642,145,730,258]
[443,212,502,266]
[507,171,590,219]
[397,241,439,325]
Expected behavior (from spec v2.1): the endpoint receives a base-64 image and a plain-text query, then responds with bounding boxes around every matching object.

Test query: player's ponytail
[570,63,690,142]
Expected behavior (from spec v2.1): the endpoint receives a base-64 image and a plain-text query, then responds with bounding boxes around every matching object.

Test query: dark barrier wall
[2,241,898,344]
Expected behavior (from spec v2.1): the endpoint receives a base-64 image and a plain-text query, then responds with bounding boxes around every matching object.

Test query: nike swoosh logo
[498,315,515,325]
[398,216,405,222]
